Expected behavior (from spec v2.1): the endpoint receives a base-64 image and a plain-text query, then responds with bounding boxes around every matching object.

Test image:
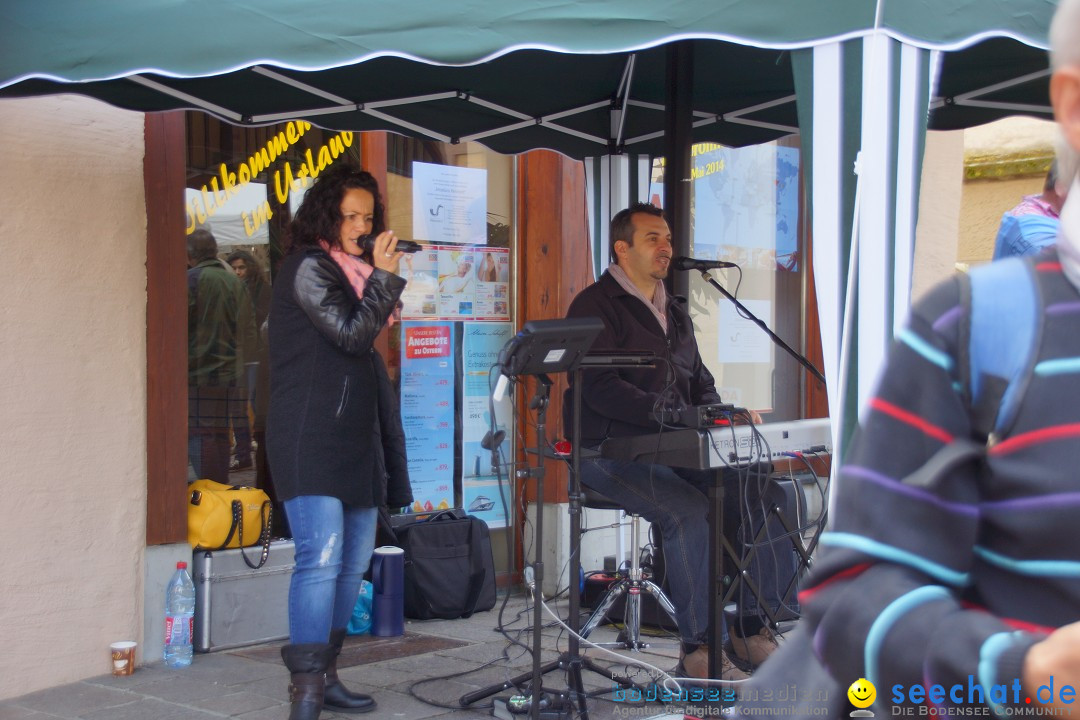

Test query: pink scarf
[319,241,398,327]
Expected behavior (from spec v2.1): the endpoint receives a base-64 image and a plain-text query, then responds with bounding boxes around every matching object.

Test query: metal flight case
[191,539,295,652]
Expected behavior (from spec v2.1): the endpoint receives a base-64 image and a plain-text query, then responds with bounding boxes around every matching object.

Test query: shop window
[183,113,361,514]
[381,137,517,529]
[179,116,517,532]
[651,138,811,421]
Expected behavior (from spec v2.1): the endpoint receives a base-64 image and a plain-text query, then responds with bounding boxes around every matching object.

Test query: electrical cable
[479,365,537,701]
[528,572,756,693]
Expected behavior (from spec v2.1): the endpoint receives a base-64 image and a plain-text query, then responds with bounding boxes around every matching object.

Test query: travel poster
[437,247,477,317]
[472,247,511,319]
[403,245,510,321]
[461,322,514,528]
[400,247,440,319]
[692,144,800,271]
[399,322,456,513]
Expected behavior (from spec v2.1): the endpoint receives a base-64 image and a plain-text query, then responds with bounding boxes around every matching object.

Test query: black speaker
[761,474,811,542]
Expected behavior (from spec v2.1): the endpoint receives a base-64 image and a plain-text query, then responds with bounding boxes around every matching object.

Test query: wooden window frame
[145,111,189,545]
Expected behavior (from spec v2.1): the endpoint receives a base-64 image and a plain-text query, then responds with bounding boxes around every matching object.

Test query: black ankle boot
[281,643,334,720]
[324,628,377,714]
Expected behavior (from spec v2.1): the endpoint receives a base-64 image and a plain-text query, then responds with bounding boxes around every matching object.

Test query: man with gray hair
[1048,0,1080,282]
[736,0,1080,714]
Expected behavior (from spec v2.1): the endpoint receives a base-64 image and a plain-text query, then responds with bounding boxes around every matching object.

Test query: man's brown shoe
[730,627,779,667]
[679,646,749,681]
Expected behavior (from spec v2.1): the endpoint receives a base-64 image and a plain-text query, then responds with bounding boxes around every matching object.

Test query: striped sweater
[747,249,1080,713]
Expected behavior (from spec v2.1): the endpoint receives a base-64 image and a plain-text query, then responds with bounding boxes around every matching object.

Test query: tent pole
[664,41,694,298]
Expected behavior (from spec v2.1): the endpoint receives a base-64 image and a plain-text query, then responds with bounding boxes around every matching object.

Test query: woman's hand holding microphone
[367,231,405,275]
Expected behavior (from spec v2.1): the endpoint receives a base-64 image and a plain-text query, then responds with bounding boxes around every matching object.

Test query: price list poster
[461,322,513,528]
[400,322,456,513]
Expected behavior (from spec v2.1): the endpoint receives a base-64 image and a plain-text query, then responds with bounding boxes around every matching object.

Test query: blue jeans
[284,496,378,645]
[580,458,793,647]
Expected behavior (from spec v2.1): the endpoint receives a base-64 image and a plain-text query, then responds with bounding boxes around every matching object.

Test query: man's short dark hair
[609,202,663,262]
[187,229,218,263]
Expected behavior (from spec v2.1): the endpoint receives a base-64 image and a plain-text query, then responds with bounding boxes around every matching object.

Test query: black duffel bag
[383,509,496,620]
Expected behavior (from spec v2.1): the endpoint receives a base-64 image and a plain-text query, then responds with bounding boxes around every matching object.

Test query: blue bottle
[163,561,195,668]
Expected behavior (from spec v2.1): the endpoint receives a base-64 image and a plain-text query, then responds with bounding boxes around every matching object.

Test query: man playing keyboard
[563,202,791,681]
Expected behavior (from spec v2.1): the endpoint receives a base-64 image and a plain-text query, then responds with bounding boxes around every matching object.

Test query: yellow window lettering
[185,198,205,233]
[217,163,239,199]
[243,201,273,236]
[200,186,219,218]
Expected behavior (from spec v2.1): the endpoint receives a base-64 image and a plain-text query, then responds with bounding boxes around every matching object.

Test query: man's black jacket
[563,271,721,449]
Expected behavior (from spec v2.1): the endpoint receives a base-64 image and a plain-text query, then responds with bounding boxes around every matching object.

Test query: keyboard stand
[707,475,726,679]
[719,473,812,638]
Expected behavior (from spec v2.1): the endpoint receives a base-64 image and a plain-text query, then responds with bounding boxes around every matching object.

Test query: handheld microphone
[359,234,424,254]
[671,256,738,271]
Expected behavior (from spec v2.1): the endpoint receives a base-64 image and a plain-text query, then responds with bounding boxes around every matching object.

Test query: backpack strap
[965,256,1042,442]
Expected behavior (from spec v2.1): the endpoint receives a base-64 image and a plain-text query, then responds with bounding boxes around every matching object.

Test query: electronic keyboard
[599,418,832,469]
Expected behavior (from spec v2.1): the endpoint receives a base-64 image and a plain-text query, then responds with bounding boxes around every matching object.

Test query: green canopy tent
[0,0,1059,464]
[0,1,1053,158]
[792,15,1054,463]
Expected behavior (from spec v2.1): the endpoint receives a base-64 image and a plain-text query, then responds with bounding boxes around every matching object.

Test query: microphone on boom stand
[671,256,738,271]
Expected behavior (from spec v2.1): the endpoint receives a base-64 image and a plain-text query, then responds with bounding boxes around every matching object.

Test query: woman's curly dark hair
[287,162,385,253]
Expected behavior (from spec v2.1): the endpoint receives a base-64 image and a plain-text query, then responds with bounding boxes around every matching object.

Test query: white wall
[911,130,965,302]
[0,95,148,698]
[913,120,1059,299]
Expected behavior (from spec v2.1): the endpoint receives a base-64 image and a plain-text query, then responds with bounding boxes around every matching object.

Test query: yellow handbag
[188,479,273,569]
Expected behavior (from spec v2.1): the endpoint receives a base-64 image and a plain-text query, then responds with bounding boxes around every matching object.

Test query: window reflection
[652,139,806,421]
[184,112,361,536]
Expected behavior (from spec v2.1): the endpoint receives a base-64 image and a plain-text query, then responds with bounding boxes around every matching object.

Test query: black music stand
[459,318,603,720]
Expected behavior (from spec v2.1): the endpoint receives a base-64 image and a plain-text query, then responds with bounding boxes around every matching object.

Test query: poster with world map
[691,144,800,272]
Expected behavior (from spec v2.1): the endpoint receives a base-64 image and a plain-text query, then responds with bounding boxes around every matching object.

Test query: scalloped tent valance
[0,0,1057,158]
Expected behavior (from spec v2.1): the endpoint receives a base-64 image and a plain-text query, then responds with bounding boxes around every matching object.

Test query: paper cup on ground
[110,641,136,676]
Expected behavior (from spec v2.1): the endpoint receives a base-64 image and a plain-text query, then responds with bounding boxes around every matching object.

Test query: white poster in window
[412,162,487,245]
[716,299,773,364]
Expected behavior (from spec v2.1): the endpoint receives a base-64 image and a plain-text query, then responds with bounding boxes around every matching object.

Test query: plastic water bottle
[164,561,195,668]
